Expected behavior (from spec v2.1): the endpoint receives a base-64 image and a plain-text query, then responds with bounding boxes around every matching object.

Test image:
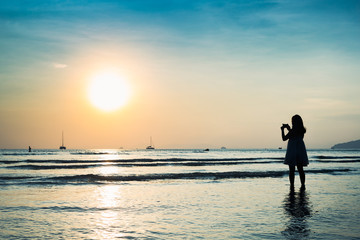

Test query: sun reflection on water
[99,165,119,176]
[92,185,123,239]
[98,185,121,208]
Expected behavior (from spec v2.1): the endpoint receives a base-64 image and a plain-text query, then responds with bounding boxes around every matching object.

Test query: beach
[1,149,359,239]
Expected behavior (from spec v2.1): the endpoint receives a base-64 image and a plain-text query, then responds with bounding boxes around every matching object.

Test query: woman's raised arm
[281,126,290,141]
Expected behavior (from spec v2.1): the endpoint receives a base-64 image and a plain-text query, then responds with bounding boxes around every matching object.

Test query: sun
[88,70,131,112]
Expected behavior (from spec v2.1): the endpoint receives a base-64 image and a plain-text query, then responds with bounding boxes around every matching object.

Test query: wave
[3,157,359,170]
[315,155,360,159]
[2,156,359,165]
[315,159,360,163]
[0,205,125,212]
[1,169,352,185]
[2,160,285,170]
[1,157,284,164]
[4,164,102,170]
[70,152,110,155]
[0,160,20,164]
[46,169,354,182]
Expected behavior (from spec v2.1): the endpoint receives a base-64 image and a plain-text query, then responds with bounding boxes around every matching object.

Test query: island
[331,139,360,149]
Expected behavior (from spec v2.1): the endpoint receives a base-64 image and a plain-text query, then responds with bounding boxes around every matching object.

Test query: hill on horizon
[331,139,360,149]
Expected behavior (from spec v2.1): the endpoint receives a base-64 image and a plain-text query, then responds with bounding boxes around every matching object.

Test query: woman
[281,114,309,189]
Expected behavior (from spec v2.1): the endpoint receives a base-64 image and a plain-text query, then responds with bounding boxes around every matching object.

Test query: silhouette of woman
[281,115,308,189]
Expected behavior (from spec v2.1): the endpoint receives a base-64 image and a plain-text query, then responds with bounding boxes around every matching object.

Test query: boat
[59,131,66,150]
[146,137,155,150]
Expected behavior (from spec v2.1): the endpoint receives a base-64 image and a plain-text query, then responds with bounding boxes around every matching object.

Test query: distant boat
[59,131,66,150]
[146,137,155,150]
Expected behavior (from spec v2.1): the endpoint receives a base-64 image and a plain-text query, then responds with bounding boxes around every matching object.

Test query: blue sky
[0,0,359,148]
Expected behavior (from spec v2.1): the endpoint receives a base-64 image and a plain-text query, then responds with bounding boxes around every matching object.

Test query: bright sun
[88,71,131,112]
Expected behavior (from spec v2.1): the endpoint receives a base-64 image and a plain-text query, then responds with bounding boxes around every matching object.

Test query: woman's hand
[282,124,290,130]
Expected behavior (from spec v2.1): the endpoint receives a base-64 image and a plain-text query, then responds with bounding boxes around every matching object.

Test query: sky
[0,0,359,149]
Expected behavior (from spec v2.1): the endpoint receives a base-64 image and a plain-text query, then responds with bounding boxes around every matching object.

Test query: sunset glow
[88,71,131,112]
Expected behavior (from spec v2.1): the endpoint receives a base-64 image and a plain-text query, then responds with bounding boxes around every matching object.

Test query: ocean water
[0,149,359,239]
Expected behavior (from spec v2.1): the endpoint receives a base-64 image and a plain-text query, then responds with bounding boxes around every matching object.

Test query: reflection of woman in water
[281,115,308,189]
[282,188,312,239]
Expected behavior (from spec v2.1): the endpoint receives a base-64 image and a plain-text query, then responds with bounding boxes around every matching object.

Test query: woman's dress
[284,136,309,167]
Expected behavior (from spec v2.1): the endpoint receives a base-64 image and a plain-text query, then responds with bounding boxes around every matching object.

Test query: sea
[0,148,359,239]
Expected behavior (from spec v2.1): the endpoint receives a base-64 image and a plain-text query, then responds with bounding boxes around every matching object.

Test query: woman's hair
[291,114,306,136]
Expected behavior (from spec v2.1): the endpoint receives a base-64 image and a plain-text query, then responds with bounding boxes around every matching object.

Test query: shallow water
[1,149,359,239]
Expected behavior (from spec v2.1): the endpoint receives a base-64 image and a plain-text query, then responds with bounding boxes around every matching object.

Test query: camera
[282,124,289,128]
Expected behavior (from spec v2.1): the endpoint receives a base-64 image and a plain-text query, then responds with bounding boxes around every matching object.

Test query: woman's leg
[297,164,305,187]
[289,166,295,188]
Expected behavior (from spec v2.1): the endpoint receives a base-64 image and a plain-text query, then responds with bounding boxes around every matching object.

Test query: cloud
[53,62,67,69]
[302,98,346,110]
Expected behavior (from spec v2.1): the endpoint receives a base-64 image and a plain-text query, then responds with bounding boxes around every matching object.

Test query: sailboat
[59,131,66,150]
[146,137,155,150]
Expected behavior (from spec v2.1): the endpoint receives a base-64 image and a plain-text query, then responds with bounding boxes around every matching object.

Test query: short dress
[284,136,309,167]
